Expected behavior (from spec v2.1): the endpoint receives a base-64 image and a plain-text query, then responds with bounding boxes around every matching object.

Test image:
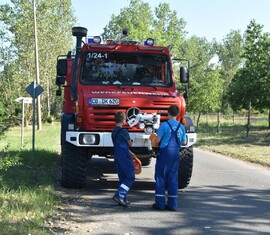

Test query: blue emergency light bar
[144,38,155,46]
[87,36,102,44]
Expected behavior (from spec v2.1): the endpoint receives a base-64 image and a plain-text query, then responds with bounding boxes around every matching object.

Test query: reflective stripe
[120,183,129,191]
[168,195,178,198]
[155,194,165,197]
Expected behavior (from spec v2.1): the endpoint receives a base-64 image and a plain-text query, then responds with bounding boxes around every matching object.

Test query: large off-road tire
[61,141,88,189]
[178,147,194,189]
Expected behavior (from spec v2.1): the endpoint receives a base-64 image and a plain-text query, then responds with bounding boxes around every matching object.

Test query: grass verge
[0,123,61,235]
[196,122,270,167]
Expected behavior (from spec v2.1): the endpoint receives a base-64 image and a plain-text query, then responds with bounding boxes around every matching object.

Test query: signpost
[15,97,32,146]
[26,81,44,151]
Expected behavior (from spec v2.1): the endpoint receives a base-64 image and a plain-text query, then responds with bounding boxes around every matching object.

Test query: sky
[70,0,270,42]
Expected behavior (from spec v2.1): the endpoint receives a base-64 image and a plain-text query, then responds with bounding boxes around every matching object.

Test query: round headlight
[82,134,96,144]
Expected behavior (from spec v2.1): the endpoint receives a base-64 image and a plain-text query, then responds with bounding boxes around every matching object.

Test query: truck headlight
[79,134,100,145]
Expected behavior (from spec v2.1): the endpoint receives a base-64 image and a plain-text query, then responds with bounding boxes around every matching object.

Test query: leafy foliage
[0,0,75,126]
[228,20,270,112]
[188,68,223,113]
[215,30,244,110]
[102,0,186,57]
[0,144,21,171]
[152,2,186,57]
[180,36,222,114]
[102,0,153,41]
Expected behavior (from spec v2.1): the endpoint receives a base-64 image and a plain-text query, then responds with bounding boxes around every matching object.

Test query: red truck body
[56,27,196,189]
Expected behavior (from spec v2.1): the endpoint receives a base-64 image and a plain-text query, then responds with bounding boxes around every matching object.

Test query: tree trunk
[217,112,221,133]
[196,111,201,130]
[247,101,251,137]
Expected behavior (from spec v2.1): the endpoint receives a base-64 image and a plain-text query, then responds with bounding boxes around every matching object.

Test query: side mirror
[180,67,189,83]
[57,59,67,76]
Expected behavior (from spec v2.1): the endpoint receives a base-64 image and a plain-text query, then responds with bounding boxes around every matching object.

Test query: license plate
[89,98,119,106]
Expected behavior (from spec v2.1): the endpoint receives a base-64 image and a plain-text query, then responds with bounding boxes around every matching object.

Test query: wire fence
[189,112,269,126]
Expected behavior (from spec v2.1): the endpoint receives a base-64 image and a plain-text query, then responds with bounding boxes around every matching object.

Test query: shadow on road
[53,156,270,235]
[84,156,155,191]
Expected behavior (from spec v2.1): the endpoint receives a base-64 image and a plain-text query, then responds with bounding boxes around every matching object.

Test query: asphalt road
[52,148,270,235]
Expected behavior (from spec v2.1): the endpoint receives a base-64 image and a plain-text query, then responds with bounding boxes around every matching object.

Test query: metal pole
[33,0,42,130]
[32,82,36,151]
[21,100,25,146]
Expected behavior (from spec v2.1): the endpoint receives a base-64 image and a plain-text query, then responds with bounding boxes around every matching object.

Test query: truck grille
[84,101,178,131]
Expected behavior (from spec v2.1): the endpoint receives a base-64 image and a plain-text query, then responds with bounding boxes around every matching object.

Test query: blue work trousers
[114,147,135,200]
[155,146,180,210]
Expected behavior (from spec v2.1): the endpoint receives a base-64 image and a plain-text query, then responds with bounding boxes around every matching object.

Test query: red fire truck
[56,27,196,189]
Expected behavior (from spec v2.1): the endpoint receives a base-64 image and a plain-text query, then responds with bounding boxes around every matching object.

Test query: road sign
[25,81,44,151]
[15,97,33,146]
[26,81,44,99]
[15,97,32,104]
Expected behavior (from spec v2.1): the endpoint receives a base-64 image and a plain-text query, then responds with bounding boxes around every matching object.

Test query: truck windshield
[81,52,172,86]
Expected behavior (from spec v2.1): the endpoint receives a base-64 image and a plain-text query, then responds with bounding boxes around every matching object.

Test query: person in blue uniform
[153,105,187,211]
[111,111,135,207]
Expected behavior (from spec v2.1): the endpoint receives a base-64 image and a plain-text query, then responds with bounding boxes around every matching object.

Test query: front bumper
[65,131,197,149]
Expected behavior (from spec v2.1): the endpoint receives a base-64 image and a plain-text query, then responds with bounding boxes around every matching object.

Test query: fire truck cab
[56,27,196,189]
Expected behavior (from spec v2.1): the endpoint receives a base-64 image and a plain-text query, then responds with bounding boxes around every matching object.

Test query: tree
[152,3,186,57]
[215,30,244,112]
[102,0,187,56]
[188,68,223,127]
[228,20,270,127]
[0,0,75,126]
[243,20,270,110]
[0,4,20,126]
[35,0,76,117]
[228,68,251,111]
[179,36,222,126]
[102,0,153,41]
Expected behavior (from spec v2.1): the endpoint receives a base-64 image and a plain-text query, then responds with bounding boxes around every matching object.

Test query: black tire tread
[61,141,88,189]
[178,147,194,189]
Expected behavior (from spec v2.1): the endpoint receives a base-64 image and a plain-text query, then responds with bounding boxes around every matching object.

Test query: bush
[43,115,54,124]
[0,145,21,171]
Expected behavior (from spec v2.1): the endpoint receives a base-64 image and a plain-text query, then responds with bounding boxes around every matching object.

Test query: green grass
[196,122,270,167]
[0,123,61,235]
